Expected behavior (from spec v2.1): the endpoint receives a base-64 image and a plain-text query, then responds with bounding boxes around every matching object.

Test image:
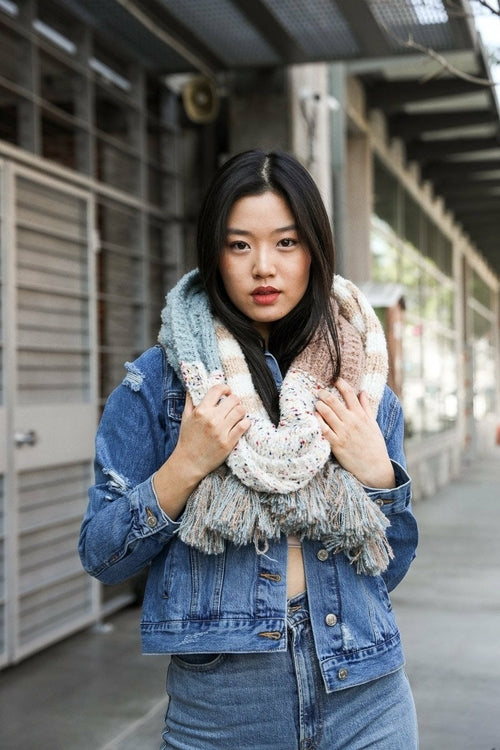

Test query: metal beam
[407,137,500,161]
[437,176,500,192]
[364,78,480,111]
[388,109,495,139]
[335,0,392,57]
[114,0,223,75]
[458,214,500,226]
[231,0,309,64]
[446,196,500,211]
[454,209,500,222]
[423,159,500,180]
[445,0,477,48]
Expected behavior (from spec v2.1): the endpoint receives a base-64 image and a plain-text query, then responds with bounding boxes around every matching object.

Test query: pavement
[1,447,499,750]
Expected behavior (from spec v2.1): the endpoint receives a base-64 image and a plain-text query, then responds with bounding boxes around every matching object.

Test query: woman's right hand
[153,385,251,519]
[176,385,251,479]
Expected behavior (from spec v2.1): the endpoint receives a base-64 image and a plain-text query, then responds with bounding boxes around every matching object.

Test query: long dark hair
[197,149,341,423]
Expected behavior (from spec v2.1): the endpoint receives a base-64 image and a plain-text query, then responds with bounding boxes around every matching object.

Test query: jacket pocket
[358,574,397,644]
[188,545,227,619]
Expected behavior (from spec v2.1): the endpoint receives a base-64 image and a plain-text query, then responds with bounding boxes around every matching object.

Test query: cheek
[296,256,312,290]
[218,258,244,302]
[218,256,234,288]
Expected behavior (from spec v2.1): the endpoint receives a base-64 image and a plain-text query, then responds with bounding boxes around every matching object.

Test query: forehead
[227,191,295,228]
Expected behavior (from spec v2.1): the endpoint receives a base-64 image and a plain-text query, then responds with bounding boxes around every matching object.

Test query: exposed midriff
[287,535,306,597]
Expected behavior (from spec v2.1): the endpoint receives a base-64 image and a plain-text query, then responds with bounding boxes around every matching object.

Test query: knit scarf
[158,269,393,575]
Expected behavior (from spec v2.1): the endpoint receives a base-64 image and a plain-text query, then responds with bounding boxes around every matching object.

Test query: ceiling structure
[63,0,500,276]
[353,51,500,276]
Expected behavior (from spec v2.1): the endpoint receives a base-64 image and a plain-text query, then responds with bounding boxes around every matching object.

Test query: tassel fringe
[177,461,393,576]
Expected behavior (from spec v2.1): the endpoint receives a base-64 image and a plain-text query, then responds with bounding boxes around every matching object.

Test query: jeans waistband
[286,591,309,627]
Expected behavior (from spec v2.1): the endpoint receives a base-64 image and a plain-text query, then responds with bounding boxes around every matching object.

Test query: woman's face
[219,191,311,344]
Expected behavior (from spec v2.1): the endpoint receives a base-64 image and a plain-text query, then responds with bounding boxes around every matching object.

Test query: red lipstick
[251,286,280,305]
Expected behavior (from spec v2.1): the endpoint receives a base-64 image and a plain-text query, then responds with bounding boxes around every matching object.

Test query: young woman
[79,150,418,749]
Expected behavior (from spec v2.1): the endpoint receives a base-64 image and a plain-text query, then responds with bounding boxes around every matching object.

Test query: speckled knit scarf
[158,269,393,575]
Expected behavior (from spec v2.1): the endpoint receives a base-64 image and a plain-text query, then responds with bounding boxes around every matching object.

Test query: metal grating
[57,0,478,71]
[15,176,90,404]
[97,198,142,396]
[158,0,280,66]
[368,0,456,52]
[17,462,93,647]
[65,0,191,71]
[266,0,359,58]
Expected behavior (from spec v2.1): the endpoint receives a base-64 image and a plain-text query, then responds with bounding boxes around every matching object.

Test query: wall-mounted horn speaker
[182,76,219,124]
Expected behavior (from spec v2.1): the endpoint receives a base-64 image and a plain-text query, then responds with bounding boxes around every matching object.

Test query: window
[372,158,458,438]
[470,270,496,421]
[373,158,398,232]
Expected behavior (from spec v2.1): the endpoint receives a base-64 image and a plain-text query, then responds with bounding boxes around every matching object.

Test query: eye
[228,240,249,251]
[278,237,297,248]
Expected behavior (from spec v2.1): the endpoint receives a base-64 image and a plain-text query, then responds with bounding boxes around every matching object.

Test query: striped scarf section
[158,270,393,575]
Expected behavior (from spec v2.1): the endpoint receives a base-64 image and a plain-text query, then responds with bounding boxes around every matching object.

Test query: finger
[316,390,347,425]
[357,390,372,415]
[317,388,343,410]
[315,411,331,435]
[229,414,252,441]
[202,383,232,407]
[315,399,342,434]
[333,378,360,408]
[223,400,249,432]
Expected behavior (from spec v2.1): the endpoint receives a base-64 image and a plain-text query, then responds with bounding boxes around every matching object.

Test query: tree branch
[443,0,500,20]
[383,28,496,87]
[473,0,500,18]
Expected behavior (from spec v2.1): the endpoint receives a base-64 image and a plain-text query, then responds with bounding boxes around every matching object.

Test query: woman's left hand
[315,378,395,489]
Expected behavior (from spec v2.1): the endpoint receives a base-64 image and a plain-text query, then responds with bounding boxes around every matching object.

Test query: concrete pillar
[344,132,372,284]
[288,63,333,218]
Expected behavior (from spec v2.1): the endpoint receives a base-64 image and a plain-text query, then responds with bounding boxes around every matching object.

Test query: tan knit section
[333,275,388,415]
[337,310,365,393]
[293,301,365,391]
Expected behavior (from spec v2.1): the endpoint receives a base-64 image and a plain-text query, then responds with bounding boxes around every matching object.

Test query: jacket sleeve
[364,386,418,591]
[78,347,181,585]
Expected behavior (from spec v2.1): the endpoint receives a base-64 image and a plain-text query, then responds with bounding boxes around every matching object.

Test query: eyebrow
[226,224,297,235]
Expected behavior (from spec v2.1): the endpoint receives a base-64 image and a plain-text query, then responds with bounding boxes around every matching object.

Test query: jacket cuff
[129,475,181,540]
[363,460,412,514]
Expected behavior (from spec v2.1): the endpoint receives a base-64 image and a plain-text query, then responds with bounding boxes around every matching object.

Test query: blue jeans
[160,593,418,749]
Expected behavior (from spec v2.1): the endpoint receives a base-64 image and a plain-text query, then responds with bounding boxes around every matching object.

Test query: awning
[62,0,500,276]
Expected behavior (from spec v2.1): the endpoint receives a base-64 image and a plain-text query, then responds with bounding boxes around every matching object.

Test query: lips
[251,286,280,305]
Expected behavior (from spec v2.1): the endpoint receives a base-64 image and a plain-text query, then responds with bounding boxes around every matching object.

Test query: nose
[252,246,276,279]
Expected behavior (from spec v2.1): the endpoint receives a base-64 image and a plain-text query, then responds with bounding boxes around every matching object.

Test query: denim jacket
[79,345,417,693]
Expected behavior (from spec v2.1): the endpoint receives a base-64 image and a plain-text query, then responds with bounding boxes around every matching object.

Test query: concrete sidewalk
[1,450,499,749]
[392,448,500,750]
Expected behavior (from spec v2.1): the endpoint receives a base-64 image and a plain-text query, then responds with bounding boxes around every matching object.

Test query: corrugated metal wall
[1,162,99,665]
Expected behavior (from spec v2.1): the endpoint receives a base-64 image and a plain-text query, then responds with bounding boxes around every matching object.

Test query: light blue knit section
[158,269,222,377]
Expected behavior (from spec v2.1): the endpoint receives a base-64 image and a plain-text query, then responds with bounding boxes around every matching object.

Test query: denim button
[317,549,329,561]
[325,613,337,626]
[337,667,348,680]
[145,506,158,528]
